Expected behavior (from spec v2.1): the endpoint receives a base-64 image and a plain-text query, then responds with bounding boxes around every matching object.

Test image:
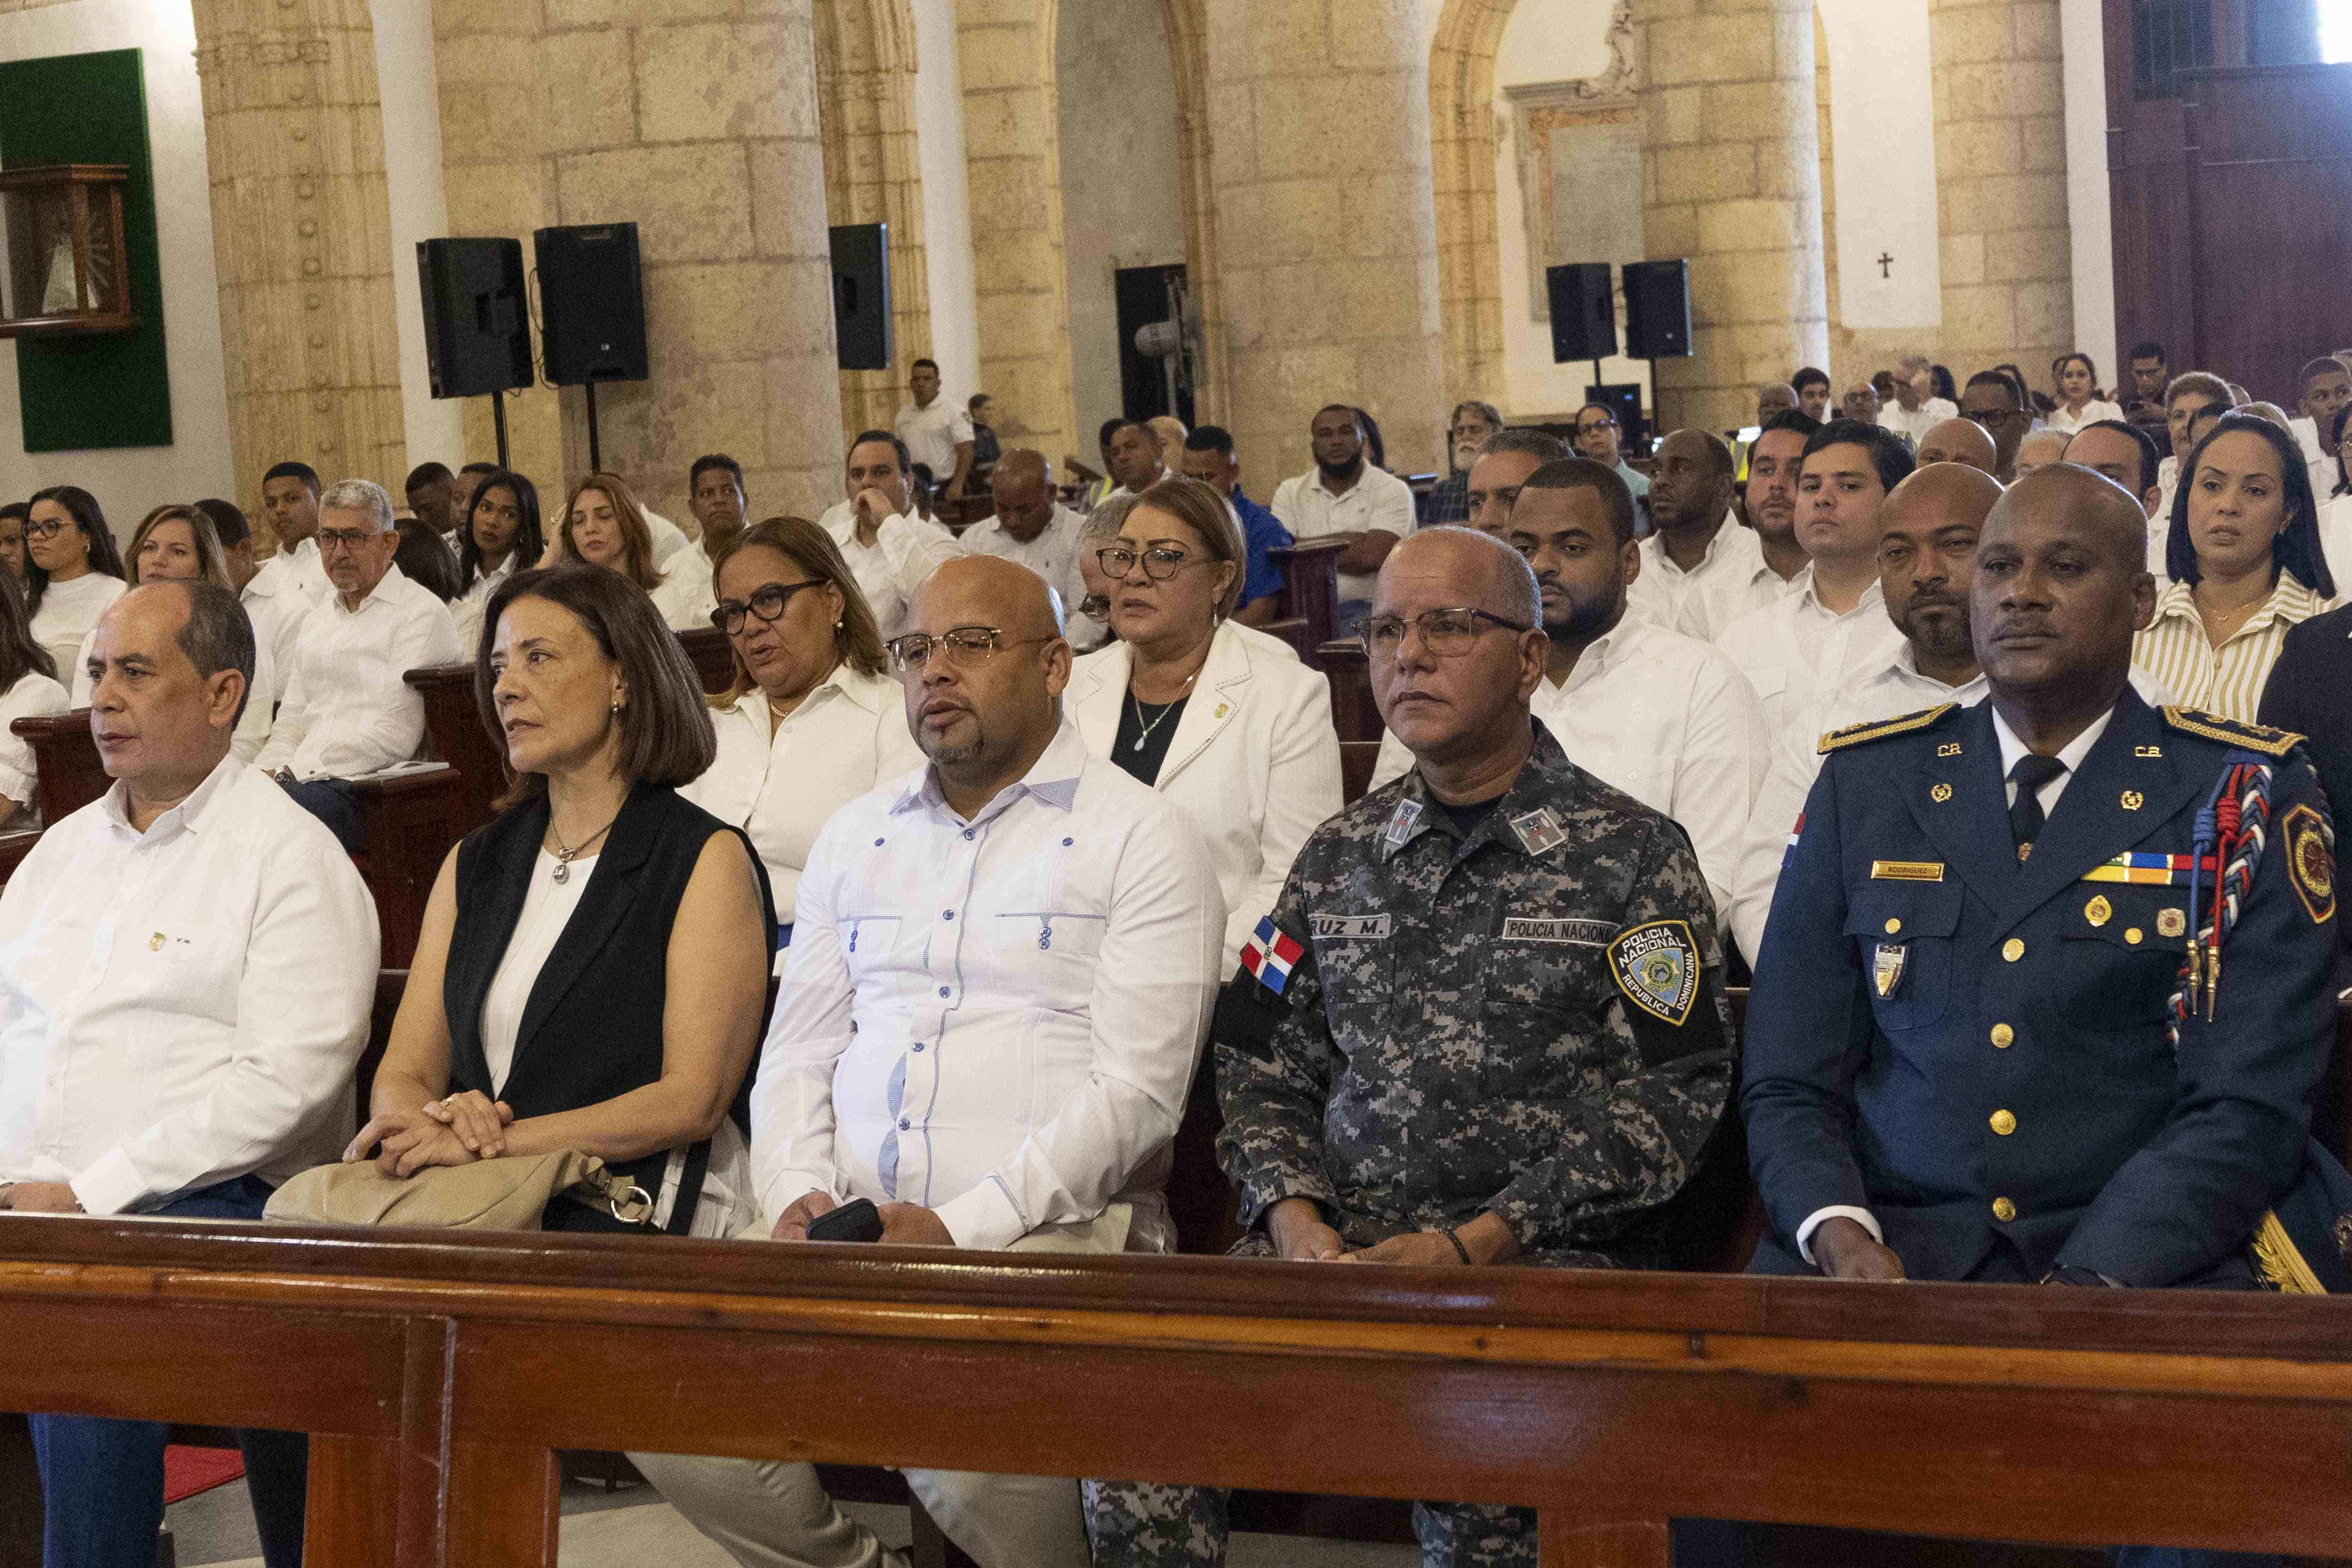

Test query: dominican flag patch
[1780,812,1805,869]
[1240,916,1305,996]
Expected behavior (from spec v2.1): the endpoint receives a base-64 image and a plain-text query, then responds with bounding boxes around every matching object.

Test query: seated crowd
[2,338,2351,1568]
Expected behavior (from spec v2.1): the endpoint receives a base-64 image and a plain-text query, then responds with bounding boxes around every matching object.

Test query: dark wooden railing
[1263,536,1346,659]
[2,1219,2351,1567]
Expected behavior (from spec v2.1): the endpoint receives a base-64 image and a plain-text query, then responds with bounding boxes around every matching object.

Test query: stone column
[1634,0,1829,437]
[191,0,409,541]
[544,0,845,524]
[431,0,564,490]
[815,0,934,444]
[956,0,1079,472]
[1199,0,1448,493]
[1931,0,2072,390]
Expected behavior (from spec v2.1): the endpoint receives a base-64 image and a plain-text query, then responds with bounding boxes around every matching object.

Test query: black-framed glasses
[712,578,826,637]
[23,518,70,541]
[1360,606,1531,660]
[886,626,1057,675]
[1094,542,1203,583]
[1575,418,1619,436]
[316,527,378,552]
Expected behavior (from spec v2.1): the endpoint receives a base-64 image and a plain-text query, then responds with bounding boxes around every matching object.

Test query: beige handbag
[263,1149,654,1232]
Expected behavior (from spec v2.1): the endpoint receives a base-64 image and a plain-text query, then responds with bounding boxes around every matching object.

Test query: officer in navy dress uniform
[1745,462,2344,1300]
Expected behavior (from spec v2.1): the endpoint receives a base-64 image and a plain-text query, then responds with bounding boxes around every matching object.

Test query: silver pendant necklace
[1127,666,1200,752]
[548,811,620,883]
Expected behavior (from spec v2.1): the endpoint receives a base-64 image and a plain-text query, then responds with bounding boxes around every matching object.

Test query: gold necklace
[547,810,620,883]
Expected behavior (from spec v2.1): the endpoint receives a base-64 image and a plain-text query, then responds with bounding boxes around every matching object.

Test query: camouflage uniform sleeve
[1212,862,1341,1231]
[1483,818,1738,1252]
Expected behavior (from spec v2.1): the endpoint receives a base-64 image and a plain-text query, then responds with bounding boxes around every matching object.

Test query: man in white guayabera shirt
[635,554,1224,1568]
[0,580,376,1568]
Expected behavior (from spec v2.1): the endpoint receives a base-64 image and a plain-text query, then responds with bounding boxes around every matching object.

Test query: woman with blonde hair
[679,517,922,950]
[550,472,715,631]
[1064,475,1340,968]
[71,505,277,761]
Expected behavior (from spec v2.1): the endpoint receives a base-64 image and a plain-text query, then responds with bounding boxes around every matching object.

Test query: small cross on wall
[1877,251,1895,279]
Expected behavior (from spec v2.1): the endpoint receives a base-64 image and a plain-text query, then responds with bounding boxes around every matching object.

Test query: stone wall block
[638,24,793,145]
[555,144,756,263]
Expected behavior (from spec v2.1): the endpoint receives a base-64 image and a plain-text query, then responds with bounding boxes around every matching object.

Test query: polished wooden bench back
[5,1218,2352,1567]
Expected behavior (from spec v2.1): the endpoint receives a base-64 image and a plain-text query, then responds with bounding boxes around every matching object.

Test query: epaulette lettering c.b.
[2161,706,2304,759]
[1817,702,1959,756]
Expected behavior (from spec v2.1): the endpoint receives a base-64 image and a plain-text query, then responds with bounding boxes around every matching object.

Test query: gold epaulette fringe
[1818,703,1959,756]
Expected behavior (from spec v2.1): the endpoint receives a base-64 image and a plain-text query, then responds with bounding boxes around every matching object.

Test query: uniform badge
[2158,907,2188,939]
[1310,913,1391,940]
[1383,798,1422,850]
[1239,916,1305,996]
[2122,790,2145,811]
[1931,783,1953,804]
[1780,812,1804,870]
[2285,803,2336,925]
[1510,807,1567,857]
[1872,942,1907,998]
[1606,920,1700,1027]
[2084,894,2112,927]
[1937,743,1962,757]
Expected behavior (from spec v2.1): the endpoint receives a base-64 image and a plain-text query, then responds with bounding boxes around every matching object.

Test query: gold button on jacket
[1990,1109,2017,1135]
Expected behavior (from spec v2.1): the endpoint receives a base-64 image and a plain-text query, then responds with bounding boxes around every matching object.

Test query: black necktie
[2009,754,2067,860]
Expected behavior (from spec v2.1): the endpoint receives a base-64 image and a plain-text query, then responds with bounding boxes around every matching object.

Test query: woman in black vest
[349,564,774,1234]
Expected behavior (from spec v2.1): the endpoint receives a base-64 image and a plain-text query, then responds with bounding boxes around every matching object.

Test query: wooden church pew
[1259,536,1346,660]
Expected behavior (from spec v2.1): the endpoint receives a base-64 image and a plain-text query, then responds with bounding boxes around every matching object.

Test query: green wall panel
[0,46,173,452]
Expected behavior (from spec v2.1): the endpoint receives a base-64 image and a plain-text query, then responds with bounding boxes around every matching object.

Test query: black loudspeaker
[534,223,649,385]
[1623,259,1693,358]
[1546,263,1616,363]
[830,223,892,372]
[417,238,532,398]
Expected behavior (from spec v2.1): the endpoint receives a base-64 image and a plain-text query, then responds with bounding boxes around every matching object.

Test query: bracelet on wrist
[1442,1226,1474,1265]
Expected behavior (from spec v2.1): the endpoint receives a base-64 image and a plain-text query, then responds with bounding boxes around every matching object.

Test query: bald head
[1973,462,2156,707]
[988,448,1057,541]
[914,553,1063,641]
[1380,526,1541,629]
[993,447,1050,489]
[1915,417,1997,475]
[1886,461,2005,530]
[901,554,1072,790]
[1758,383,1798,422]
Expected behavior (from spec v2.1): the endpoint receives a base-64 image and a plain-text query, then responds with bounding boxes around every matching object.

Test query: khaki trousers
[631,1207,1136,1568]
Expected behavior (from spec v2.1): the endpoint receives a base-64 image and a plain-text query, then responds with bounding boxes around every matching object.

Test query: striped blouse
[2131,573,2325,722]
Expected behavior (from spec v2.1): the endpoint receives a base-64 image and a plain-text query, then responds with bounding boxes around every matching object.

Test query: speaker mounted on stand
[534,223,650,474]
[416,237,532,470]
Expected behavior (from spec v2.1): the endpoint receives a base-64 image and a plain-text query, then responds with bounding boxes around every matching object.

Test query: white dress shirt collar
[98,748,242,843]
[895,716,1089,821]
[1644,512,1754,580]
[1991,699,2116,813]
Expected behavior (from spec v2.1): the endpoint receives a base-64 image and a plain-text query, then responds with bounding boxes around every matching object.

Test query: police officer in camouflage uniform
[1083,522,1739,1568]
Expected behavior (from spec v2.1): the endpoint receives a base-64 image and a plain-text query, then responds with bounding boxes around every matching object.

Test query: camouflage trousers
[1080,1481,1538,1568]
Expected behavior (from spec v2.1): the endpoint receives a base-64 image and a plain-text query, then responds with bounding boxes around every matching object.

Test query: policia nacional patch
[1607,920,1700,1027]
[2285,804,2336,925]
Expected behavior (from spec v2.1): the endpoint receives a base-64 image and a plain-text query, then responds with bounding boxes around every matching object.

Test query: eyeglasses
[317,528,380,552]
[712,579,825,636]
[1449,423,1496,441]
[886,626,1057,675]
[1575,419,1619,436]
[1094,543,1205,583]
[1360,606,1532,659]
[24,518,69,541]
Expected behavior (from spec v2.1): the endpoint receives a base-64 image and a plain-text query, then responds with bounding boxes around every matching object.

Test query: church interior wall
[1490,0,1657,422]
[369,0,461,489]
[2058,0,2115,384]
[1053,0,1186,451]
[0,0,233,540]
[909,0,980,437]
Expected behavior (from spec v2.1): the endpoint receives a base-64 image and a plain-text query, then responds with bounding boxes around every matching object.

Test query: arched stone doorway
[1428,0,1829,435]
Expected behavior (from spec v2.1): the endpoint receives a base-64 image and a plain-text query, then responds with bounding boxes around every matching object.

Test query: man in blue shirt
[1178,424,1295,627]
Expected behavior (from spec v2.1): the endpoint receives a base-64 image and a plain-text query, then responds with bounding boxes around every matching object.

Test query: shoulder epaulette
[1817,703,1959,756]
[2161,706,2304,758]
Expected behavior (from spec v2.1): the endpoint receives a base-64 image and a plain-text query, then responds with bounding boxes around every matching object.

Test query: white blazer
[1066,619,1342,970]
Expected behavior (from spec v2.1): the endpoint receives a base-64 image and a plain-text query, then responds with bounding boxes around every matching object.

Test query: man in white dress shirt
[1728,462,2003,962]
[202,496,301,711]
[689,453,750,569]
[1716,420,1912,738]
[895,357,976,503]
[813,430,965,641]
[1743,410,1819,593]
[1369,457,1768,915]
[1959,370,2037,483]
[1625,429,1784,640]
[961,449,1093,644]
[2289,354,2349,501]
[1269,405,1416,633]
[255,478,464,852]
[252,461,333,606]
[1880,355,1959,448]
[640,555,1221,1568]
[0,578,377,1568]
